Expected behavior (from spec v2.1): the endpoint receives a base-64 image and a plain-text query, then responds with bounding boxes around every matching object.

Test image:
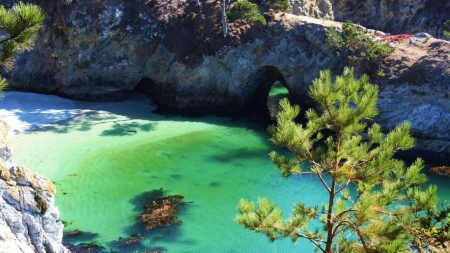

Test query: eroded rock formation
[4,0,450,157]
[0,121,68,253]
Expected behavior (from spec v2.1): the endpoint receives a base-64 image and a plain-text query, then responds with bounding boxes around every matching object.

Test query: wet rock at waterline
[0,120,68,253]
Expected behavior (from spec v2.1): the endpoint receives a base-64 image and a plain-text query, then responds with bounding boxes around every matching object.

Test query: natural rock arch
[248,66,291,113]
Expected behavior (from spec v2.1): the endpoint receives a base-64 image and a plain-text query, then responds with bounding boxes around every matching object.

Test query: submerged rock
[0,120,68,253]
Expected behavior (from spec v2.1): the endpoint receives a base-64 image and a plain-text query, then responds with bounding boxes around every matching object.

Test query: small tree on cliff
[236,67,450,252]
[326,21,394,75]
[443,20,450,37]
[0,2,45,92]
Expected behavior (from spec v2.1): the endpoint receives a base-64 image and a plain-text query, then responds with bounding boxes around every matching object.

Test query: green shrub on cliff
[326,20,394,67]
[227,0,266,25]
[262,0,289,12]
[444,20,450,37]
[0,2,45,91]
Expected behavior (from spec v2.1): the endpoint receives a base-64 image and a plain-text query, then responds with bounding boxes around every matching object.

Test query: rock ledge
[0,120,68,253]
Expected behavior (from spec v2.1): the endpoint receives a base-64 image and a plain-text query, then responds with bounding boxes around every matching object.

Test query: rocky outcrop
[289,0,334,20]
[4,0,450,157]
[331,0,450,38]
[289,0,450,38]
[0,121,68,253]
[375,35,450,157]
[287,0,450,38]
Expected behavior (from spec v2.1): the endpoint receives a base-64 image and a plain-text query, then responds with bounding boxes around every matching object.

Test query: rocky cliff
[0,120,68,253]
[331,0,450,38]
[4,0,450,158]
[288,0,450,38]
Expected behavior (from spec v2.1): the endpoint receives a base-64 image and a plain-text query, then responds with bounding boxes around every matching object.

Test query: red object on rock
[379,34,414,42]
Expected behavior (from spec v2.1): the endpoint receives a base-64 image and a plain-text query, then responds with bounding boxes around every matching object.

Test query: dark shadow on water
[1,91,278,149]
[0,91,162,135]
[169,174,183,180]
[209,182,220,187]
[111,188,195,252]
[62,188,194,252]
[100,122,156,136]
[63,230,100,242]
[130,188,165,212]
[22,111,116,134]
[206,147,269,164]
[63,231,106,253]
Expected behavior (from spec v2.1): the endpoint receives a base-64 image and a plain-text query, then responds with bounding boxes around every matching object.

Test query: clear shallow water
[2,91,325,252]
[1,90,449,252]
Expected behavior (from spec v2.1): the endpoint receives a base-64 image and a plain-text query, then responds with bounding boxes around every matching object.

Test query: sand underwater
[1,90,448,252]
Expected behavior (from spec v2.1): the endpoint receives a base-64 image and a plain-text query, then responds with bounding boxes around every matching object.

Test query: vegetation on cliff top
[236,67,450,252]
[225,0,289,25]
[444,20,450,37]
[226,0,266,24]
[326,20,394,72]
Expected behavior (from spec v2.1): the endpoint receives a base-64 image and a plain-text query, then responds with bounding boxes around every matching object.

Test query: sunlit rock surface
[287,0,450,37]
[0,120,68,253]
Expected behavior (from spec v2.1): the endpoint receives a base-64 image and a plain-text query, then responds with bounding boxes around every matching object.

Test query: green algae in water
[6,91,323,252]
[56,123,326,252]
[6,91,450,252]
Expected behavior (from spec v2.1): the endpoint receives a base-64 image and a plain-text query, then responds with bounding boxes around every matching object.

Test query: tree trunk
[325,180,336,253]
[221,0,227,37]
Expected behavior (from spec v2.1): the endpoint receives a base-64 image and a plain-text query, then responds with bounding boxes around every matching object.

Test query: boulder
[0,120,68,253]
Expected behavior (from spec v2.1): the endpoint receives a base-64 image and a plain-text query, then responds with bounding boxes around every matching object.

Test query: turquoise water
[2,90,449,252]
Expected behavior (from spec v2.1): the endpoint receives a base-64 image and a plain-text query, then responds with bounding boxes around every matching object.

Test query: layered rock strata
[0,121,67,253]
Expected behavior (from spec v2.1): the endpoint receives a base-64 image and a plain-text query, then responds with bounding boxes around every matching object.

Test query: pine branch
[340,220,370,252]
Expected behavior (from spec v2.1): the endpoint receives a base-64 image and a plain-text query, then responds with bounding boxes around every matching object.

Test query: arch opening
[267,80,291,120]
[249,66,292,120]
[134,77,156,96]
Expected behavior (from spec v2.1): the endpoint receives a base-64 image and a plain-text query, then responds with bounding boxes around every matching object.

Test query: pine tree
[0,2,45,91]
[236,67,450,252]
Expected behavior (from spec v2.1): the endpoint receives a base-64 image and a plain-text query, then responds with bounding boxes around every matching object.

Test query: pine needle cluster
[236,67,450,252]
[0,2,45,91]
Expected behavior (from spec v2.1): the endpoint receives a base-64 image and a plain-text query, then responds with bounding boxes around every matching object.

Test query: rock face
[331,0,450,38]
[289,0,334,20]
[0,121,68,253]
[4,0,450,158]
[286,0,450,38]
[375,36,450,158]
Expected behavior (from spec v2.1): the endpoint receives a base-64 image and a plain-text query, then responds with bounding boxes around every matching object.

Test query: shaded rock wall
[0,121,68,253]
[4,0,450,157]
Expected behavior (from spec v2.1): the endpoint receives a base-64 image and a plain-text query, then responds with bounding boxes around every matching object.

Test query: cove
[1,91,449,252]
